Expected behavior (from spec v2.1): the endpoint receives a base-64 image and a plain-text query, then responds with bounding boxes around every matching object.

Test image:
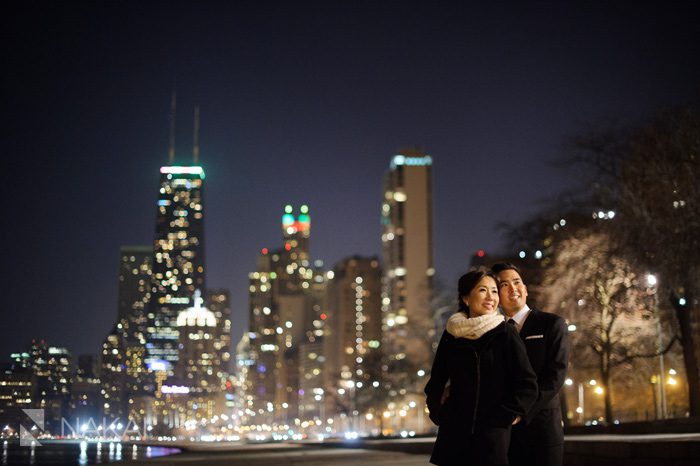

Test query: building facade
[118,245,154,397]
[205,289,232,384]
[244,206,329,432]
[325,256,382,434]
[0,363,33,433]
[175,290,219,393]
[381,151,434,431]
[27,341,72,434]
[146,165,206,375]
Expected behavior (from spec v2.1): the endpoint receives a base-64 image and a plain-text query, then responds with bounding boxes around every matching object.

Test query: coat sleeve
[527,315,569,421]
[502,325,538,420]
[424,329,451,425]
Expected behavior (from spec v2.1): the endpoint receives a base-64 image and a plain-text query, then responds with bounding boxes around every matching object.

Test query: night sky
[4,1,700,362]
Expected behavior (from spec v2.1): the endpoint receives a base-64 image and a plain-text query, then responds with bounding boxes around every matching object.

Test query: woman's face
[462,276,499,317]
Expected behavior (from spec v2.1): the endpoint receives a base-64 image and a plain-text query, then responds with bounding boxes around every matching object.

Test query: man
[492,263,569,466]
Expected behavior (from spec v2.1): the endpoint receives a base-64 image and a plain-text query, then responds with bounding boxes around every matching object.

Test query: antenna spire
[168,91,177,164]
[193,105,200,164]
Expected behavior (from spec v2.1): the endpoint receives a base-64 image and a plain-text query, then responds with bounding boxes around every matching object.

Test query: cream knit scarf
[446,312,504,339]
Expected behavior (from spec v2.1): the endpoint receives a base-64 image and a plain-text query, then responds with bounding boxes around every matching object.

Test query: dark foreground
[3,432,700,466]
[125,433,700,466]
[126,443,429,466]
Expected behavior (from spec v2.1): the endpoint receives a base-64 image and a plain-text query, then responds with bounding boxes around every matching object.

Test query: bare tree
[568,106,700,415]
[541,230,666,422]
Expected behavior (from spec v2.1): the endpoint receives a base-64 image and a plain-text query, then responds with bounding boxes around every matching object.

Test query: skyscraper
[245,250,278,427]
[28,341,72,434]
[117,246,153,397]
[245,205,329,429]
[118,246,152,324]
[69,355,101,426]
[0,362,32,432]
[146,165,205,374]
[175,290,219,392]
[381,150,434,403]
[325,256,382,432]
[101,322,128,422]
[205,289,233,381]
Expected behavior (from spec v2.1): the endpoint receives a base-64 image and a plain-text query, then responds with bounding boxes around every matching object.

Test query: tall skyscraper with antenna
[145,96,206,375]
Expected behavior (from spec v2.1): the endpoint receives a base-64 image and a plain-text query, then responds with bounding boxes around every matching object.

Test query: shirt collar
[508,305,531,328]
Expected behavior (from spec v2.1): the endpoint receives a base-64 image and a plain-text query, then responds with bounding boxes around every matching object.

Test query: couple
[425,264,569,466]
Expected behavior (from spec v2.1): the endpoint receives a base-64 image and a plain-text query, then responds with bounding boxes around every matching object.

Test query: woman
[425,267,537,466]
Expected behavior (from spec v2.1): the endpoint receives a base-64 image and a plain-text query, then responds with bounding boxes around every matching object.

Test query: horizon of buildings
[0,142,441,438]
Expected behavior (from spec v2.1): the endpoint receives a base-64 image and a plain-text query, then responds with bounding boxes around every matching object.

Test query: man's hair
[491,262,521,276]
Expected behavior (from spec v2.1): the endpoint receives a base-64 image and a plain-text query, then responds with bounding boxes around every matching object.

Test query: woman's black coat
[424,320,538,466]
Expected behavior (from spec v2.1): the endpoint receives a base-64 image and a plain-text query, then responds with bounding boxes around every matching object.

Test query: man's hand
[512,415,522,425]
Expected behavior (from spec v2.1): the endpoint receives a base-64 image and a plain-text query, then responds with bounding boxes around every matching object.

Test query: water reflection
[78,440,88,466]
[1,440,179,465]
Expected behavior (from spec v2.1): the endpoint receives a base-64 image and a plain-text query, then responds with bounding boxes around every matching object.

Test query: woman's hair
[457,267,498,316]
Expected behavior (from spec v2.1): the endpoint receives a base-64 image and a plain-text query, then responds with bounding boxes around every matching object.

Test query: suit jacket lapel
[519,308,539,338]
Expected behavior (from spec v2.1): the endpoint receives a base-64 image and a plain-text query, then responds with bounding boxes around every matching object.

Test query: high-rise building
[205,289,232,381]
[175,290,219,392]
[381,150,434,406]
[117,246,153,397]
[233,333,254,427]
[245,205,329,429]
[119,246,152,323]
[245,250,277,427]
[324,256,382,433]
[69,354,101,426]
[146,165,205,374]
[0,362,32,431]
[27,341,72,433]
[101,322,129,422]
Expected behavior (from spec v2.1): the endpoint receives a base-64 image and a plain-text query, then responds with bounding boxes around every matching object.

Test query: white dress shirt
[506,305,531,332]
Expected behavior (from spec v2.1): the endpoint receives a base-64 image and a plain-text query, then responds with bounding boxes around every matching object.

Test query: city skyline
[5,2,700,361]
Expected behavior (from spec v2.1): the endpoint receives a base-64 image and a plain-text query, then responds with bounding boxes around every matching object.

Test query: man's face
[497,269,528,316]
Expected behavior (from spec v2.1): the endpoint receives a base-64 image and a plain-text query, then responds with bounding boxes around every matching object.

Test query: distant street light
[646,274,657,287]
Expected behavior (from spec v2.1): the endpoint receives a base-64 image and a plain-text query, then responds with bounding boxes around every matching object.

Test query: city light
[160,166,205,178]
[647,274,657,287]
[161,385,190,394]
